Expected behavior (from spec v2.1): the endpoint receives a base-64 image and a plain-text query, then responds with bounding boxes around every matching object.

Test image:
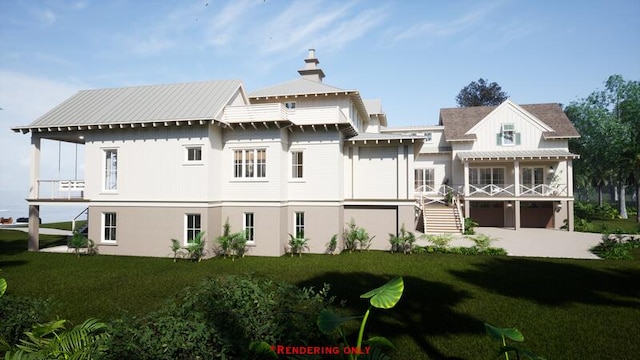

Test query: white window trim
[469,167,507,185]
[184,213,202,245]
[414,168,435,192]
[290,149,305,181]
[184,144,204,165]
[500,123,516,147]
[424,132,433,144]
[232,148,267,180]
[293,212,305,239]
[243,212,255,245]
[102,212,117,243]
[102,148,119,193]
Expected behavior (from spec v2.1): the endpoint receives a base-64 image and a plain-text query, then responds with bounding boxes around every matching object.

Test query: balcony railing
[36,180,85,200]
[222,104,350,126]
[416,183,570,198]
[468,184,515,197]
[520,184,568,196]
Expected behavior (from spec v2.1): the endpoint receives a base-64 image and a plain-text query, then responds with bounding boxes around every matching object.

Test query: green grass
[589,218,640,234]
[1,230,639,359]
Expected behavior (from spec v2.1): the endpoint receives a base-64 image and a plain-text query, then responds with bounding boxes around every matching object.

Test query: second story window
[186,146,202,162]
[498,124,520,146]
[233,149,267,178]
[285,102,296,109]
[424,132,433,143]
[291,151,303,179]
[104,149,118,191]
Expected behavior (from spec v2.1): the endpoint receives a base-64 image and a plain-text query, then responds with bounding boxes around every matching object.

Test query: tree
[565,75,640,221]
[455,78,508,107]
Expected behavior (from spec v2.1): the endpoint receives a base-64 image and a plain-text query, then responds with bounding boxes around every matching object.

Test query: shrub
[288,234,310,257]
[591,234,640,259]
[343,219,374,252]
[326,234,338,254]
[184,231,206,262]
[0,295,52,347]
[463,217,479,235]
[388,224,416,254]
[574,201,618,220]
[468,233,495,251]
[104,275,333,359]
[215,220,247,260]
[424,233,453,249]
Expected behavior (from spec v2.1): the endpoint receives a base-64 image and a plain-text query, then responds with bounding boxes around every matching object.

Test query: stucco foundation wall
[220,206,284,257]
[88,205,218,258]
[344,206,401,251]
[287,205,342,255]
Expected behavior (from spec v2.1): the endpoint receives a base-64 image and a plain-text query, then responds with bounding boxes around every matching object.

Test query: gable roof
[13,79,244,134]
[439,102,580,142]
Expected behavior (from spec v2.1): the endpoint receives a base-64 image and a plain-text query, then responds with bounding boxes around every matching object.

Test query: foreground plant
[215,220,247,260]
[68,232,97,257]
[484,322,545,360]
[318,277,404,359]
[344,219,374,252]
[388,224,415,254]
[185,231,206,262]
[288,234,310,257]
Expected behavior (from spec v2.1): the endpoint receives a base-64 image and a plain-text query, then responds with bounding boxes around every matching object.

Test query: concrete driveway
[422,227,603,260]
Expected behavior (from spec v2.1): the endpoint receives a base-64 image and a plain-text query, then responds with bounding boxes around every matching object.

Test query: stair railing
[72,207,89,233]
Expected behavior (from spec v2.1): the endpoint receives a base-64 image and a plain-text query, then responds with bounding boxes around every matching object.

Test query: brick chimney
[297,48,325,82]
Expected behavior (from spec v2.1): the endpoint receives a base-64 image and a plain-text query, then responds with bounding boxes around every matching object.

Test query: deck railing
[519,184,568,196]
[36,180,85,200]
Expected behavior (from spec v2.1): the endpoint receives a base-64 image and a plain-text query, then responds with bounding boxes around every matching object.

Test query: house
[12,49,579,258]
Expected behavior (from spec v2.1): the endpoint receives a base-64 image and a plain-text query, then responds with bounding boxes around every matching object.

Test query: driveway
[421,227,603,260]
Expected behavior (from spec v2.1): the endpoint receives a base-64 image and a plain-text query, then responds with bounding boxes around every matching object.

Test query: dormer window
[285,102,296,109]
[425,132,433,143]
[498,123,520,146]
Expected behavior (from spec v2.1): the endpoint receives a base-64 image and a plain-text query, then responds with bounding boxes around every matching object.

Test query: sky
[1,0,639,221]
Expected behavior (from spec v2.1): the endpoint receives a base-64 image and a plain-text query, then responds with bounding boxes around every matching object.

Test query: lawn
[1,228,639,359]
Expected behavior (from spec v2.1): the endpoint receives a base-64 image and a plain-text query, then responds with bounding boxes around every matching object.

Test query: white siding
[84,126,213,201]
[353,146,397,199]
[288,131,343,200]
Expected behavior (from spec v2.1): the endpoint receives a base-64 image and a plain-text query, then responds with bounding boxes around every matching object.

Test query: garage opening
[520,201,554,228]
[469,201,504,227]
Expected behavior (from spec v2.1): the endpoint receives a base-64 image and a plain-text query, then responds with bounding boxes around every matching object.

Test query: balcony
[222,104,350,126]
[465,183,568,197]
[35,180,85,200]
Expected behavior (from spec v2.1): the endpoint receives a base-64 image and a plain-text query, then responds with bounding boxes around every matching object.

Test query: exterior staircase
[421,202,463,234]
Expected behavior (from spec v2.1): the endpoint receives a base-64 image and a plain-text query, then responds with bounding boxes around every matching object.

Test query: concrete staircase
[422,203,462,234]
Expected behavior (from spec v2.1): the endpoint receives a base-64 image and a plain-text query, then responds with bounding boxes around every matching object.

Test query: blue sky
[1,0,639,220]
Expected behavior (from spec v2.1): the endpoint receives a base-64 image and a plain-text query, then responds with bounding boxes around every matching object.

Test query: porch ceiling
[457,149,579,161]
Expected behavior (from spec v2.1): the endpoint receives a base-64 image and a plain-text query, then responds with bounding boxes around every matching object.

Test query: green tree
[455,78,508,107]
[566,75,640,221]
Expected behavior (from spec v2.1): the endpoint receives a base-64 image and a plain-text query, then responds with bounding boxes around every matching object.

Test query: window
[497,123,520,146]
[469,168,505,185]
[104,149,118,191]
[185,214,201,243]
[291,151,303,178]
[103,212,116,242]
[285,102,296,109]
[233,149,267,178]
[186,146,202,162]
[294,212,304,239]
[244,213,255,243]
[414,168,435,191]
[522,167,544,187]
[424,132,433,143]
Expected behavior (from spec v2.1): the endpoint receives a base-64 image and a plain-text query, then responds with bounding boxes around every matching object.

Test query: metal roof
[456,149,580,161]
[248,77,349,98]
[13,79,244,133]
[348,132,425,143]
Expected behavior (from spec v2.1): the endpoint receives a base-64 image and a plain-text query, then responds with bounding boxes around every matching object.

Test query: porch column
[28,205,40,251]
[567,160,574,197]
[464,200,470,218]
[352,146,359,198]
[463,161,469,196]
[567,200,574,231]
[30,135,41,199]
[514,160,520,196]
[28,135,41,252]
[514,200,521,229]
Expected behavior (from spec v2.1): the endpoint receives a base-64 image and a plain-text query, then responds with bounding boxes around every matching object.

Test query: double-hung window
[291,151,303,179]
[498,123,520,146]
[522,167,544,187]
[185,214,201,244]
[103,212,117,242]
[104,149,118,191]
[294,212,304,239]
[233,149,267,178]
[469,168,505,186]
[244,213,255,243]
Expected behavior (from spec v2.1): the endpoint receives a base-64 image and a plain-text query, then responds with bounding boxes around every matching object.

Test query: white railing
[37,180,85,200]
[287,106,349,125]
[520,184,568,196]
[468,184,515,197]
[454,195,464,234]
[414,184,458,205]
[222,103,288,123]
[72,207,89,232]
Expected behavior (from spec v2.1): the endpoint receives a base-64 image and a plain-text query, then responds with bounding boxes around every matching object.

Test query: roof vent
[298,48,326,82]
